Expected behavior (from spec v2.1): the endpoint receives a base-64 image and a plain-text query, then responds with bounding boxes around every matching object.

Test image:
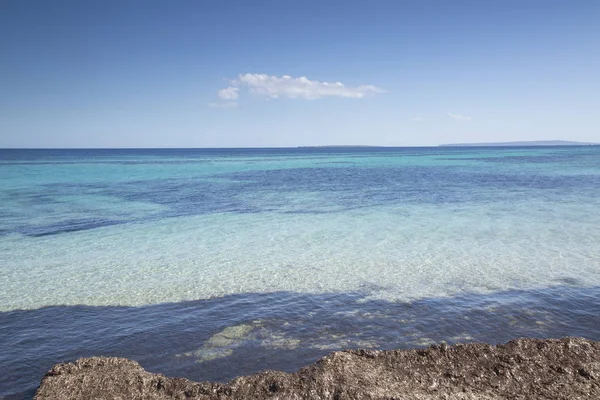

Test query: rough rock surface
[35,337,600,399]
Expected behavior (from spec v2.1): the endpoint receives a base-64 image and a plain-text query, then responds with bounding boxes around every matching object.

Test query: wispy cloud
[209,73,384,107]
[447,112,472,121]
[208,101,237,108]
[218,87,239,100]
[234,73,384,100]
[411,117,425,122]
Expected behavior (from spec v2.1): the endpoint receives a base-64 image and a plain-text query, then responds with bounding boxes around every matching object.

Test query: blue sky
[1,0,599,147]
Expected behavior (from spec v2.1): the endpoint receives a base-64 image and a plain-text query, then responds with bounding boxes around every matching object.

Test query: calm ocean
[1,146,599,398]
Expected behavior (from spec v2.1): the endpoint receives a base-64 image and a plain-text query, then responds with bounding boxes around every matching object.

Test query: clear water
[1,146,599,398]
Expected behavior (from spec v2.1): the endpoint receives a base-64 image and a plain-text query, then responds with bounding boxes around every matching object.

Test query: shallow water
[1,146,599,398]
[2,286,600,398]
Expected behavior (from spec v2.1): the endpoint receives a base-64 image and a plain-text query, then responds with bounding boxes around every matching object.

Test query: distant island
[440,140,598,147]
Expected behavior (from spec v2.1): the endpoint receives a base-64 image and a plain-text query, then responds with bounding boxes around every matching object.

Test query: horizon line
[1,141,598,151]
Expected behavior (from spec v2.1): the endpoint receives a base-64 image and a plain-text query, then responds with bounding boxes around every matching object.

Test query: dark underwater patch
[24,218,123,237]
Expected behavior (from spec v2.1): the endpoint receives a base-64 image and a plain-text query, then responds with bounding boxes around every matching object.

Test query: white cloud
[218,87,239,100]
[209,74,384,108]
[447,112,472,121]
[208,102,237,108]
[411,117,425,122]
[224,73,384,101]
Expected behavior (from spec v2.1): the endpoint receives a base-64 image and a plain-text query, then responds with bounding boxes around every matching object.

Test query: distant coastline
[440,140,598,147]
[299,141,599,149]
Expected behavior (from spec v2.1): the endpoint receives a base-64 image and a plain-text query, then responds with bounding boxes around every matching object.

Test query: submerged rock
[35,337,600,399]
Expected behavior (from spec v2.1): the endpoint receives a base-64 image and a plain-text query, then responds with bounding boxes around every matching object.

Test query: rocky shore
[35,337,599,399]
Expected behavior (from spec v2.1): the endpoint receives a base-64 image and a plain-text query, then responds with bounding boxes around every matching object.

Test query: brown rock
[35,337,600,399]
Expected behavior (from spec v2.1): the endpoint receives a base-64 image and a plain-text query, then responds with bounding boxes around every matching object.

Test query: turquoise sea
[1,146,600,398]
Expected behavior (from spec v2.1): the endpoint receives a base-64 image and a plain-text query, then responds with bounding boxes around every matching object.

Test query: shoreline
[35,337,600,399]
